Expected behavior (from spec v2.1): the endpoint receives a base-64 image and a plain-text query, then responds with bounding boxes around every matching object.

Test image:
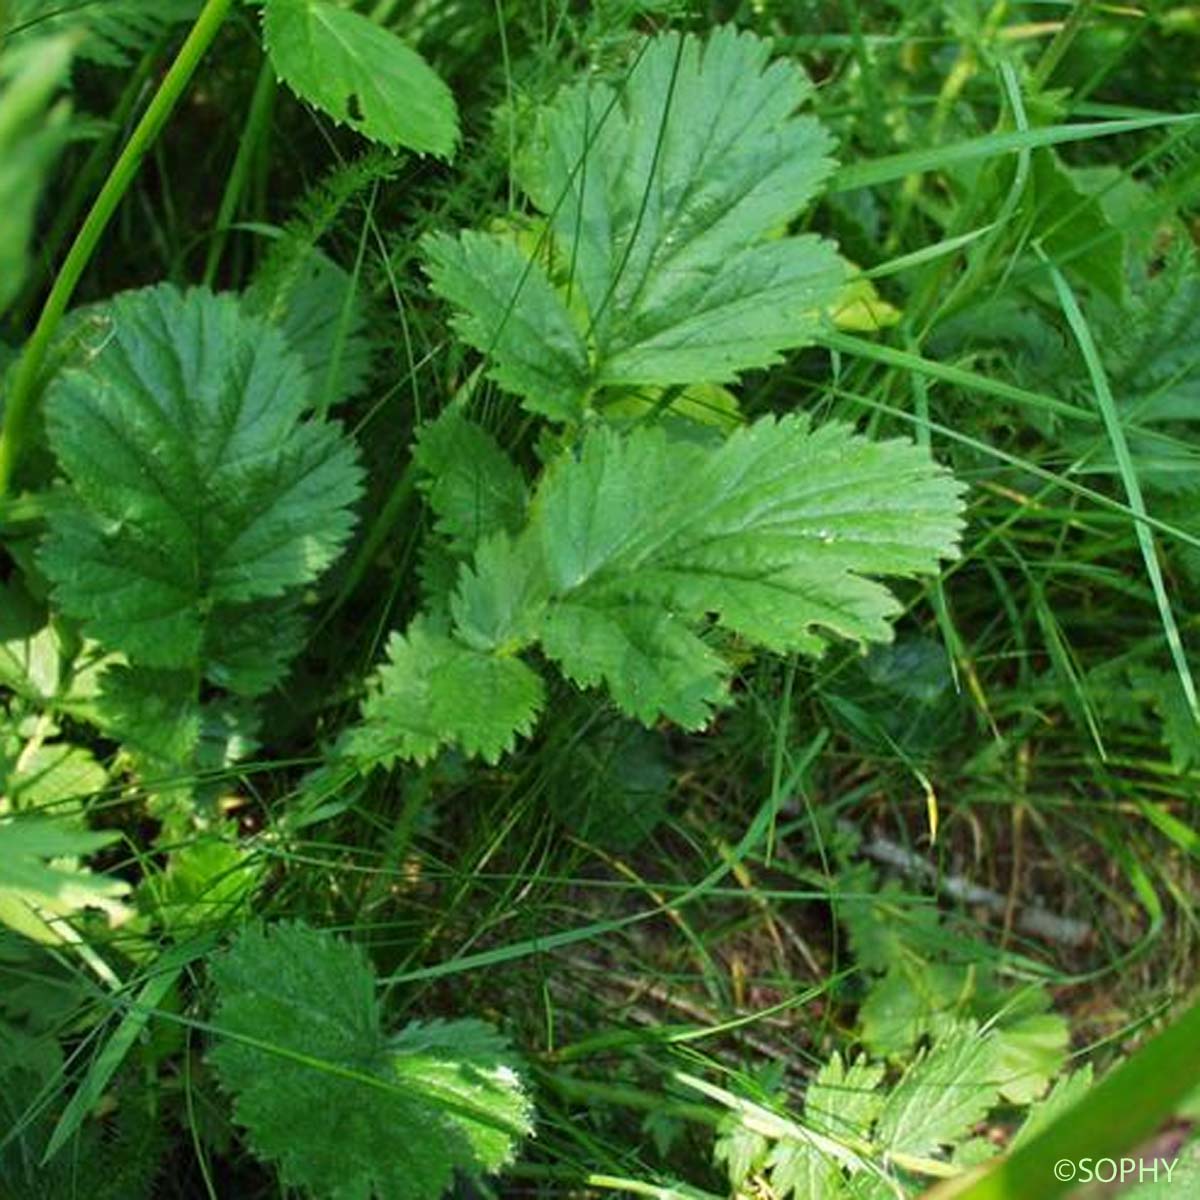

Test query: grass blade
[924,996,1200,1199]
[1042,251,1200,724]
[827,113,1199,193]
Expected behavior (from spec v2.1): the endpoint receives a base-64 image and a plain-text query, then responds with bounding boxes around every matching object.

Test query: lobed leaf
[0,818,131,943]
[422,231,590,420]
[351,414,963,765]
[209,921,532,1200]
[875,1023,1001,1160]
[423,26,844,417]
[38,284,362,694]
[349,618,545,768]
[412,410,529,558]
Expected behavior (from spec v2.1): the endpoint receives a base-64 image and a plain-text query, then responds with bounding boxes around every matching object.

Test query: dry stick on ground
[845,821,1093,948]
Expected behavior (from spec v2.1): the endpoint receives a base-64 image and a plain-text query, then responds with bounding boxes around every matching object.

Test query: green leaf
[266,248,373,410]
[465,415,963,692]
[875,1023,1002,1160]
[423,26,844,415]
[713,1117,769,1189]
[759,1052,886,1199]
[766,1139,849,1199]
[838,874,945,974]
[0,610,60,702]
[860,963,974,1057]
[38,284,362,694]
[96,666,201,785]
[1010,1067,1093,1151]
[3,742,106,814]
[994,1013,1070,1105]
[539,600,728,727]
[412,410,528,557]
[209,921,532,1200]
[96,665,259,823]
[546,719,671,851]
[348,617,545,768]
[0,34,74,317]
[139,836,262,935]
[0,817,131,942]
[1028,150,1126,304]
[1064,246,1200,498]
[943,997,1200,1200]
[353,414,963,763]
[803,1053,886,1140]
[422,231,590,421]
[261,0,458,157]
[598,381,743,436]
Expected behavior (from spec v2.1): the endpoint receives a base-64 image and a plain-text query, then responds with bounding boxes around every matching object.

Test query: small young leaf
[413,410,528,557]
[262,0,458,157]
[349,617,545,768]
[1010,1066,1093,1150]
[875,1023,1002,1160]
[140,836,262,936]
[209,921,532,1200]
[994,1013,1070,1105]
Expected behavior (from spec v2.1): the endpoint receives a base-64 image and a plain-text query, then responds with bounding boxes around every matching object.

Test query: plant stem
[1030,0,1096,92]
[319,463,416,626]
[0,0,236,497]
[8,43,160,333]
[202,56,277,289]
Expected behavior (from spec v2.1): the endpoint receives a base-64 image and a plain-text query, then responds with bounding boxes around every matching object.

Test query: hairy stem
[0,0,236,497]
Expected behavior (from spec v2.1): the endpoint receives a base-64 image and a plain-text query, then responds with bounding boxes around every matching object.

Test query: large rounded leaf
[39,284,362,691]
